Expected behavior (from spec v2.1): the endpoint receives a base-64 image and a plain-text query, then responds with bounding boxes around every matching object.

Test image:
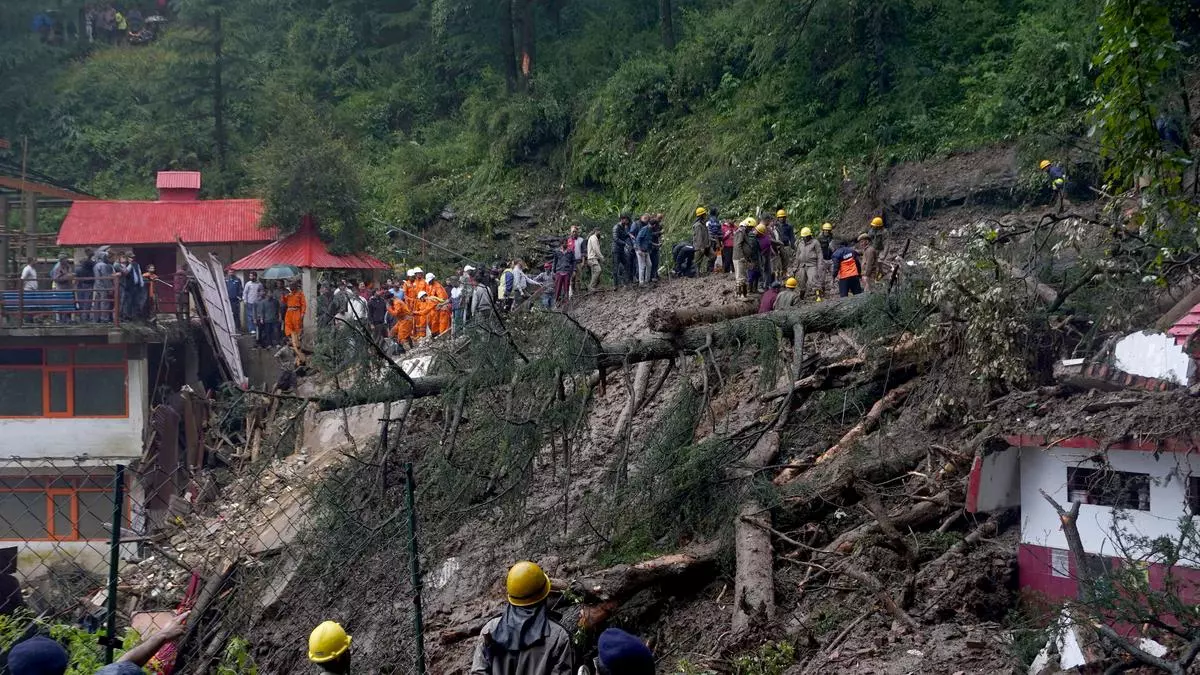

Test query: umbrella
[262,264,301,280]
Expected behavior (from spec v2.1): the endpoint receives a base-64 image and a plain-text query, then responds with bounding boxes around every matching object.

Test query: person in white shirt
[586,228,604,291]
[20,258,37,292]
[243,271,264,335]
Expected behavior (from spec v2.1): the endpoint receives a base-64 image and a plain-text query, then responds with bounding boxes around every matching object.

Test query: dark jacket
[777,220,796,247]
[262,292,282,323]
[611,222,630,253]
[552,249,575,273]
[368,295,389,324]
[817,232,834,260]
[692,218,711,251]
[225,276,243,302]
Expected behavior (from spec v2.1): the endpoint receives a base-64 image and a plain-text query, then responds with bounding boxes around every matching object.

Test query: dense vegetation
[0,0,1196,251]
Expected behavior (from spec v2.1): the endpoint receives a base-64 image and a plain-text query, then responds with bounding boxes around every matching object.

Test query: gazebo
[228,215,389,332]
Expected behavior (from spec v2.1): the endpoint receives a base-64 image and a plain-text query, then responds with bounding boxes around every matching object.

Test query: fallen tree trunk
[775,380,915,484]
[597,294,871,370]
[647,300,757,333]
[326,296,873,409]
[998,259,1059,306]
[732,430,780,635]
[1155,283,1200,331]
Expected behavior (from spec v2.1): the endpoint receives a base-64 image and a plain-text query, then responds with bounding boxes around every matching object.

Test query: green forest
[0,0,1197,252]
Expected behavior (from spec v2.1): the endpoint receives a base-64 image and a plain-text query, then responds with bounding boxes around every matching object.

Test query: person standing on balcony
[93,252,115,322]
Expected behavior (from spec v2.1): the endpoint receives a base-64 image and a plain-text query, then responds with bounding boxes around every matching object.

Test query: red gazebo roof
[228,217,389,271]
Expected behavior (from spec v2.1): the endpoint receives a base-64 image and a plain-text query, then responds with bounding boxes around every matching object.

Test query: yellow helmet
[308,621,351,664]
[1039,159,1052,171]
[506,561,551,607]
[776,209,787,218]
[695,207,708,217]
[821,222,833,232]
[799,227,813,237]
[755,224,767,234]
[870,216,884,228]
[785,277,798,289]
[741,217,757,229]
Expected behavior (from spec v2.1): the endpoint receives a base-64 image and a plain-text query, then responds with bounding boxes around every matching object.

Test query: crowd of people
[31,3,166,46]
[18,248,173,323]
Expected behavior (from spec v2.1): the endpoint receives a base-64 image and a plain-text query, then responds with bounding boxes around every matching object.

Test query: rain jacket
[470,604,572,675]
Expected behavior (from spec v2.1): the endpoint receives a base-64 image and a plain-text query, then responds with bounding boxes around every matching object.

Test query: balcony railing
[0,277,190,327]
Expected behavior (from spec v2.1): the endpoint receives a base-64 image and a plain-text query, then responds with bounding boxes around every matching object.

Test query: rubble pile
[120,449,318,610]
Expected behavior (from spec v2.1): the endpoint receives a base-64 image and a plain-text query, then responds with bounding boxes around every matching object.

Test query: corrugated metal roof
[57,199,277,246]
[229,218,389,271]
[1168,301,1200,346]
[156,171,202,190]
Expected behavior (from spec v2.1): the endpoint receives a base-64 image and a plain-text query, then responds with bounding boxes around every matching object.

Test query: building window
[0,475,124,541]
[0,347,127,418]
[1188,477,1200,516]
[1067,467,1150,511]
[1051,549,1070,578]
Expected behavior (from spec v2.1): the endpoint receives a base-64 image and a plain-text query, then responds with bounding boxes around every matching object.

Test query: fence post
[103,464,126,663]
[404,462,426,674]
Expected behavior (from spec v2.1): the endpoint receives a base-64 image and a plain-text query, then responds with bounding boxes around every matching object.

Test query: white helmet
[417,290,427,299]
[425,272,435,283]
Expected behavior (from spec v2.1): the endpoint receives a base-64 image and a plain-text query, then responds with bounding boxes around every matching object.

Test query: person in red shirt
[829,239,863,297]
[720,220,737,274]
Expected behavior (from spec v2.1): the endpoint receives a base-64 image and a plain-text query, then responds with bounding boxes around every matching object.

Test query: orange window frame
[0,476,131,542]
[0,346,128,419]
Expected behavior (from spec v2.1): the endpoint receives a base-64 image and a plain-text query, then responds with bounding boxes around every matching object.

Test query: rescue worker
[817,222,835,260]
[759,281,782,313]
[858,233,878,292]
[471,562,572,675]
[404,269,418,303]
[793,227,821,298]
[283,281,307,367]
[753,223,774,290]
[775,210,796,248]
[1040,159,1068,211]
[774,277,801,309]
[308,620,352,674]
[732,218,757,297]
[706,209,722,273]
[869,215,886,251]
[387,291,414,350]
[411,267,429,299]
[692,207,711,275]
[578,627,656,675]
[413,290,433,341]
[830,239,863,297]
[427,273,451,335]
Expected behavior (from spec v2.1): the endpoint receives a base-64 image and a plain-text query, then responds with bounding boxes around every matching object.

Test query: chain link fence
[0,390,428,674]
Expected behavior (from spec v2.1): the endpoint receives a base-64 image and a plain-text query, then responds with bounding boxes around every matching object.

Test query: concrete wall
[0,356,147,460]
[1019,445,1200,564]
[1113,330,1195,385]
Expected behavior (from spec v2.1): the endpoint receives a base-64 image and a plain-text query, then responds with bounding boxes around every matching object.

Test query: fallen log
[775,380,916,484]
[324,296,873,410]
[998,259,1059,306]
[647,300,757,333]
[732,430,780,635]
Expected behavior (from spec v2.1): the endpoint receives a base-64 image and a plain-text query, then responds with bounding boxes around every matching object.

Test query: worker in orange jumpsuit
[404,268,419,303]
[411,267,429,300]
[283,281,307,366]
[425,273,451,336]
[387,292,414,350]
[411,290,433,342]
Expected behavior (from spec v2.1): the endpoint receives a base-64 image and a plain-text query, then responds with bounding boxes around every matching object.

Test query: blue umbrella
[262,264,301,280]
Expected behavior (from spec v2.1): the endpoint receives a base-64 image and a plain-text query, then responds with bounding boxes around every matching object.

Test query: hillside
[0,0,1135,253]
[2,2,1200,675]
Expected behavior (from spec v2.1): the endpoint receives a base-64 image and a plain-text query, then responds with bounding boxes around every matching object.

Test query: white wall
[1113,330,1195,385]
[1020,446,1200,565]
[0,357,146,460]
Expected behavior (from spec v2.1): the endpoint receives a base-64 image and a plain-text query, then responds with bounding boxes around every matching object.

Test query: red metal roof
[228,217,389,271]
[1168,301,1200,346]
[156,171,201,190]
[57,199,276,246]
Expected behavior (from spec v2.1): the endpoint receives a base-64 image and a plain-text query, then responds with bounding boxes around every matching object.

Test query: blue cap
[7,636,69,675]
[598,628,654,675]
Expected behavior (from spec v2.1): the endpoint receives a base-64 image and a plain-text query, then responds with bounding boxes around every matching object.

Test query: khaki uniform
[794,238,823,297]
[774,288,800,309]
